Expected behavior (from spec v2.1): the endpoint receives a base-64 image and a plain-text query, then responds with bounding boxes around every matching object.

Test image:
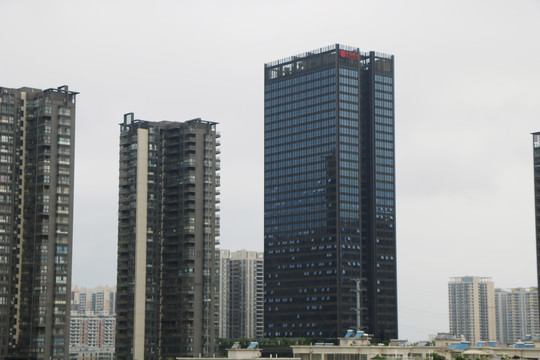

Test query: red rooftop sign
[339,50,359,60]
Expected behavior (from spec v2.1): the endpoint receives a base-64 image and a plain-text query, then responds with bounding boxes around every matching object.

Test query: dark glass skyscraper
[264,45,397,342]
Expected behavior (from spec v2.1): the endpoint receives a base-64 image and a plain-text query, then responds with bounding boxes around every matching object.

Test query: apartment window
[58,107,71,116]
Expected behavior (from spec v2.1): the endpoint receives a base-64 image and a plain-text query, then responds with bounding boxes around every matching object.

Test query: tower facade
[0,86,77,359]
[218,249,231,339]
[532,132,540,315]
[219,249,264,339]
[116,114,220,359]
[264,44,397,341]
[448,276,496,343]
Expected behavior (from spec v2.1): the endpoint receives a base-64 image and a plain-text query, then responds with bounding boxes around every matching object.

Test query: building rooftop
[265,44,392,68]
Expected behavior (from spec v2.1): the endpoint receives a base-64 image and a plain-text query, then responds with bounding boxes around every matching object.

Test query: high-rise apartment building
[116,113,220,359]
[219,249,264,339]
[532,132,540,313]
[448,276,496,343]
[495,287,539,345]
[0,86,77,360]
[264,44,397,341]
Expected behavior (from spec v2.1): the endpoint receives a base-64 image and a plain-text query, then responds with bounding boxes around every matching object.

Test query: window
[57,137,70,146]
[58,107,71,116]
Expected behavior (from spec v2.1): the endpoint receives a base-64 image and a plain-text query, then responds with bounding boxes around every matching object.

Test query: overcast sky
[2,0,539,341]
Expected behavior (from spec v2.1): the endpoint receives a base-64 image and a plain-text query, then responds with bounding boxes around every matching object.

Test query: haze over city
[2,0,539,342]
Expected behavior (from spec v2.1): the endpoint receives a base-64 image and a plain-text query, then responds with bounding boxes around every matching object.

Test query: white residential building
[219,250,264,339]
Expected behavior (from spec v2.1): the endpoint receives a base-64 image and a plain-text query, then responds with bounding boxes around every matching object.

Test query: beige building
[292,337,540,360]
[448,276,496,343]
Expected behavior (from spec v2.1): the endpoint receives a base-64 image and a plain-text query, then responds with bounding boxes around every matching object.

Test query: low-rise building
[185,332,540,360]
[69,345,115,360]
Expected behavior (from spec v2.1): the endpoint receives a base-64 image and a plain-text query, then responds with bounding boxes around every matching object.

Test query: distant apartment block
[0,85,77,360]
[495,287,539,344]
[70,314,115,350]
[69,286,116,359]
[449,276,496,343]
[219,249,264,339]
[72,285,116,315]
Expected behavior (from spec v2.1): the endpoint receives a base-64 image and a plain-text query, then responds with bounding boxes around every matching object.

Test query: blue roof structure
[354,331,364,338]
[344,330,354,338]
[247,342,259,349]
[488,341,498,347]
[449,342,470,351]
[515,342,534,349]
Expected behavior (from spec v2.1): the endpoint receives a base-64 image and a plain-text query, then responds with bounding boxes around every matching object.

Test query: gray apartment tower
[0,86,77,359]
[264,45,397,342]
[116,113,220,359]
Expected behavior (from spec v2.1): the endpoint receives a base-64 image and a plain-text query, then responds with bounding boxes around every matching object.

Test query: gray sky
[2,0,539,341]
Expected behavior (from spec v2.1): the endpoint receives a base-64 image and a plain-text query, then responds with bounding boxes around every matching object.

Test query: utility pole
[352,278,366,330]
